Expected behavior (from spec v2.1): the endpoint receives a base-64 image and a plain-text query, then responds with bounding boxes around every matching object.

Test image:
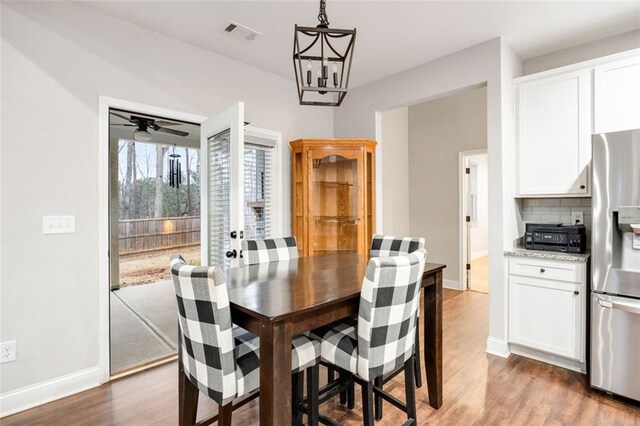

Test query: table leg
[259,321,292,425]
[423,271,443,409]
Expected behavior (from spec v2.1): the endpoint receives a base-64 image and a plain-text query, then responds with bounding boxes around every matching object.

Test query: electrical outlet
[572,212,584,225]
[1,340,16,363]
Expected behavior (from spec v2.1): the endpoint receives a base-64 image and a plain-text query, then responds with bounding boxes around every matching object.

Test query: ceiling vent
[224,21,262,42]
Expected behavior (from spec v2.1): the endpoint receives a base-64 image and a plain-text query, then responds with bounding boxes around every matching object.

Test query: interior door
[200,102,245,268]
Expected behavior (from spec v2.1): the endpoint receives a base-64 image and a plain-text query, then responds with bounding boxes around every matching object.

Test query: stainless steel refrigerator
[591,129,640,402]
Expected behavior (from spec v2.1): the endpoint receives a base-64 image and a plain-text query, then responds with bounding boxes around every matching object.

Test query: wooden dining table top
[224,252,445,322]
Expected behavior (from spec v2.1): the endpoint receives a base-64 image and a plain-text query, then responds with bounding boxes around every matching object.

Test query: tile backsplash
[521,197,592,244]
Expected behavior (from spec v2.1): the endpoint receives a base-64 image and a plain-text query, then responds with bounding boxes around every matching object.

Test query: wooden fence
[119,216,200,255]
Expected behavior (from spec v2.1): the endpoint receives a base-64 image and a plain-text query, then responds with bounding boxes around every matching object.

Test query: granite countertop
[504,247,590,263]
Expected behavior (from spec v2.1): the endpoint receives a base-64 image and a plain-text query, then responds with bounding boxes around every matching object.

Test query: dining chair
[311,249,427,426]
[369,234,426,419]
[170,254,320,426]
[241,236,298,265]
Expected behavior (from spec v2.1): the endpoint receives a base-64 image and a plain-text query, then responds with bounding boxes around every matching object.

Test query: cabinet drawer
[509,257,580,283]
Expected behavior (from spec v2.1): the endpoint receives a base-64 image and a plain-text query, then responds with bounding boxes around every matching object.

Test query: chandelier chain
[318,0,330,26]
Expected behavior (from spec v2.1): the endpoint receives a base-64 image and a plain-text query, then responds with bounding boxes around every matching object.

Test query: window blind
[244,142,274,240]
[208,131,231,268]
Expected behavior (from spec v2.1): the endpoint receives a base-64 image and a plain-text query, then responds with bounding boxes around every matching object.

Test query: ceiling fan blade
[155,127,189,137]
[109,111,135,123]
[153,120,182,127]
[110,124,137,127]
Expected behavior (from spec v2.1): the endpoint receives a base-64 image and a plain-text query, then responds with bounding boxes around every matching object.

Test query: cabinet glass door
[309,149,363,255]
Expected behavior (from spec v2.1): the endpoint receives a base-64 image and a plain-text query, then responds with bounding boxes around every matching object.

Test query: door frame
[458,149,487,292]
[98,96,207,384]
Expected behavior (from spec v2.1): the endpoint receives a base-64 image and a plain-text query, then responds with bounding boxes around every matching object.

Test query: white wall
[380,107,409,236]
[468,154,489,259]
[407,87,487,283]
[523,29,640,75]
[0,1,332,406]
[333,38,522,358]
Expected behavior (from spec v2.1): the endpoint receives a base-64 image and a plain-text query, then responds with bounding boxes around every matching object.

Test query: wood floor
[4,290,639,425]
[469,256,489,294]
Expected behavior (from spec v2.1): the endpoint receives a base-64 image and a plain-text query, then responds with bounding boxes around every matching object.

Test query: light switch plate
[43,216,75,234]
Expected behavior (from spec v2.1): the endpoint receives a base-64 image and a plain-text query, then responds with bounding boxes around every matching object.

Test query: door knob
[540,268,546,273]
[580,185,585,189]
[574,290,580,295]
[230,231,237,239]
[226,250,237,259]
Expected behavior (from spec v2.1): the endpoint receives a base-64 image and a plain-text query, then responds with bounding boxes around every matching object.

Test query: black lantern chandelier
[293,0,356,106]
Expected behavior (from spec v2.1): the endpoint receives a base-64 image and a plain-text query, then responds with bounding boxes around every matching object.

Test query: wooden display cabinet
[291,139,376,257]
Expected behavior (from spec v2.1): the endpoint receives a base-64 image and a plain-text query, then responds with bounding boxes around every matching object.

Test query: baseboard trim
[443,279,462,290]
[486,337,510,358]
[0,366,100,418]
[510,344,586,373]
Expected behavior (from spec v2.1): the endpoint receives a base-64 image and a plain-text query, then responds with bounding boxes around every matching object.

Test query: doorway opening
[108,108,201,376]
[460,150,489,293]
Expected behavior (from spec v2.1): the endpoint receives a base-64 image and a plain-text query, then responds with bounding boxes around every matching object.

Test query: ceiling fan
[110,111,189,142]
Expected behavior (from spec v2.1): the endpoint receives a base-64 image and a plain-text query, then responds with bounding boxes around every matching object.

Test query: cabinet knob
[580,185,585,189]
[574,290,580,295]
[540,268,546,273]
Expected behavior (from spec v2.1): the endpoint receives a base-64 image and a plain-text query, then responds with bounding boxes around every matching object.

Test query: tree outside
[117,140,201,286]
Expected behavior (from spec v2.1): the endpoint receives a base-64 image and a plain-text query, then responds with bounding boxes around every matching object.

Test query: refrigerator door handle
[597,298,640,315]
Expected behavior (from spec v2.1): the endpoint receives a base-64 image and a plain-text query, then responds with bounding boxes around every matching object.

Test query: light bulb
[332,62,338,73]
[307,60,312,70]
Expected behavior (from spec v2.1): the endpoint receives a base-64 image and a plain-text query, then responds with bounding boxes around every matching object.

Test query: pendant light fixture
[293,0,356,106]
[168,145,182,189]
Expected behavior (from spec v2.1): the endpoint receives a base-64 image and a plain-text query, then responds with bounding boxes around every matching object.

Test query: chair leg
[347,374,355,410]
[292,371,304,424]
[362,381,375,426]
[338,369,347,405]
[178,369,199,426]
[404,357,417,422]
[414,322,423,389]
[307,364,319,426]
[327,365,335,383]
[373,376,383,421]
[218,403,233,426]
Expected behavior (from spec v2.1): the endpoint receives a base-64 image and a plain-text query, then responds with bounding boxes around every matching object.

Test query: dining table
[224,252,445,425]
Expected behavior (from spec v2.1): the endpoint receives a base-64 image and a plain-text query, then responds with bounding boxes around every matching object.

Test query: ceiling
[81,1,640,88]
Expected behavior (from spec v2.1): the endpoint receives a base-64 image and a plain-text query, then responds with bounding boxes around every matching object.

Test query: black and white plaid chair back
[170,255,237,406]
[241,236,298,265]
[370,234,425,257]
[357,249,427,381]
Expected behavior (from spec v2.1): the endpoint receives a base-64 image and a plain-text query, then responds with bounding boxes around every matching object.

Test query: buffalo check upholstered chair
[170,255,320,426]
[311,249,427,426]
[369,234,426,419]
[241,236,298,265]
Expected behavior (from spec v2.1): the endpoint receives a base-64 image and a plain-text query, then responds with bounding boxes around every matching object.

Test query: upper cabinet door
[594,55,640,134]
[517,70,592,196]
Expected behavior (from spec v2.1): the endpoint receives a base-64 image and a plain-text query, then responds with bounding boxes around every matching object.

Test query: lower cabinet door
[509,275,583,360]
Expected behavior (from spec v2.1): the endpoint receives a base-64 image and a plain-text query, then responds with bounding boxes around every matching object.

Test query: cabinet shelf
[313,181,354,187]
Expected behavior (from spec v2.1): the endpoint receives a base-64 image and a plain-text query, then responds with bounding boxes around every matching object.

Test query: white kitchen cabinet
[516,70,592,196]
[594,55,640,134]
[507,255,587,371]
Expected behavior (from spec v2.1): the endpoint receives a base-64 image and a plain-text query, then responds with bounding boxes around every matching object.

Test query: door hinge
[466,216,471,223]
[465,167,470,174]
[467,263,471,271]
